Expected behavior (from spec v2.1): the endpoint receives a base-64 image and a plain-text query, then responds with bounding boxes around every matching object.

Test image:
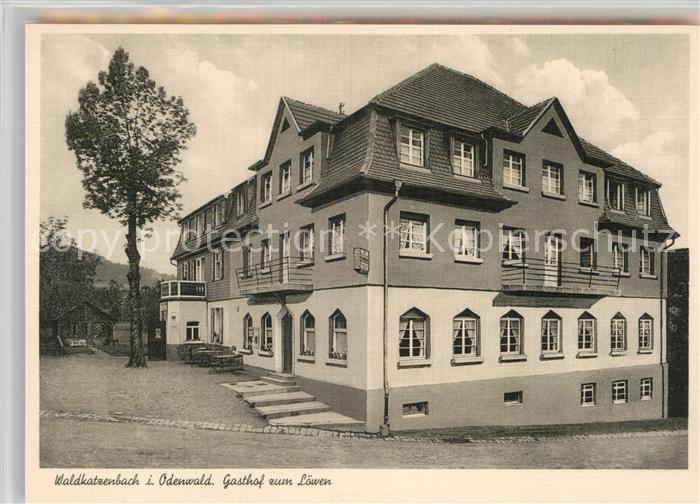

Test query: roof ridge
[431,63,529,109]
[369,63,442,104]
[283,96,346,118]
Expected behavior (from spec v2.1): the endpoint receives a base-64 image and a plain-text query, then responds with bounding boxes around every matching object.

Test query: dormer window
[300,147,314,185]
[635,187,650,216]
[452,139,475,177]
[214,200,226,227]
[399,126,424,167]
[607,178,625,211]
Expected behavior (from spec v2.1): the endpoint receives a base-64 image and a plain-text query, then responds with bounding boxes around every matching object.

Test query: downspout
[381,179,402,437]
[659,233,676,419]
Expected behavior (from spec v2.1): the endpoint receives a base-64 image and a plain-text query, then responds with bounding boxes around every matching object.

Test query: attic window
[399,125,425,167]
[542,118,563,137]
[281,118,290,132]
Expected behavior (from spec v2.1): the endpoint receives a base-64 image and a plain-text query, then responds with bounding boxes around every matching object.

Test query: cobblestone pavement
[40,409,687,444]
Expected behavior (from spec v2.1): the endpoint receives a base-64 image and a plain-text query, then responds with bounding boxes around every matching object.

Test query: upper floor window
[639,314,654,351]
[195,212,205,236]
[453,308,479,357]
[640,247,656,276]
[607,178,625,211]
[399,308,429,360]
[612,242,629,274]
[579,237,597,270]
[261,313,273,352]
[299,225,315,262]
[261,173,272,203]
[454,221,480,260]
[610,313,627,353]
[261,239,271,270]
[300,310,315,357]
[400,213,428,255]
[214,199,226,227]
[541,161,562,195]
[578,312,597,354]
[300,147,314,185]
[241,246,252,278]
[541,311,562,355]
[236,190,247,216]
[503,150,525,187]
[452,140,475,177]
[329,310,347,361]
[635,187,651,216]
[279,161,292,195]
[500,310,523,355]
[328,215,346,257]
[213,249,223,281]
[501,228,526,262]
[400,126,424,166]
[578,171,596,203]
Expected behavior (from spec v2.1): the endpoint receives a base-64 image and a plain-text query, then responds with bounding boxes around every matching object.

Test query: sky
[40,32,691,273]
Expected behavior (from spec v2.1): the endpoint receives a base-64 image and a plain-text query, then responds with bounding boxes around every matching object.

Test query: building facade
[160,64,677,432]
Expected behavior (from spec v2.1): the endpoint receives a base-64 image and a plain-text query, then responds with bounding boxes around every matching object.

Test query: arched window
[610,312,627,354]
[399,308,430,359]
[577,312,597,354]
[639,314,654,351]
[329,310,347,361]
[243,314,253,350]
[261,313,273,352]
[500,310,523,355]
[300,310,315,357]
[453,308,479,357]
[541,310,562,355]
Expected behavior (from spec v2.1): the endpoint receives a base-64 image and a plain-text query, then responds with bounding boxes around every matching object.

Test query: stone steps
[222,381,301,398]
[260,375,297,386]
[255,401,330,419]
[244,391,316,407]
[268,411,366,428]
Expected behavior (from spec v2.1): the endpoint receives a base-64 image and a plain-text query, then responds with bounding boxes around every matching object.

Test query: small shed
[52,302,115,348]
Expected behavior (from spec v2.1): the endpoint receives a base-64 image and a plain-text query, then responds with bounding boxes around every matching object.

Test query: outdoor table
[208,354,244,374]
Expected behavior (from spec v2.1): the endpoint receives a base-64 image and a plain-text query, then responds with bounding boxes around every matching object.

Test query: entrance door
[280,233,290,283]
[544,234,562,287]
[281,313,293,374]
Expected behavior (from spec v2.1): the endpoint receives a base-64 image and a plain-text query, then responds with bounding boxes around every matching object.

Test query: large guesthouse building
[160,64,677,432]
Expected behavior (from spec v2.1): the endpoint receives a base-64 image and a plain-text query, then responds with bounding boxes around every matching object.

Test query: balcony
[501,257,622,297]
[160,280,207,300]
[236,256,313,296]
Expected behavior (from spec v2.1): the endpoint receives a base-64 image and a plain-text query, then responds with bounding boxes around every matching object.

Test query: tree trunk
[125,214,146,368]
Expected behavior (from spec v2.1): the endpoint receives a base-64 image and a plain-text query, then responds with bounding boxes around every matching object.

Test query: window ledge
[238,273,252,279]
[610,351,628,357]
[276,191,292,202]
[638,214,653,220]
[398,359,432,369]
[502,260,528,268]
[454,255,483,264]
[578,200,599,208]
[298,260,315,268]
[640,273,658,280]
[638,349,654,355]
[400,162,430,172]
[614,272,631,278]
[258,350,274,357]
[258,200,272,209]
[239,348,253,355]
[297,355,316,363]
[325,359,347,368]
[499,354,527,363]
[259,267,271,274]
[451,356,484,366]
[296,180,315,191]
[453,173,482,183]
[503,183,530,193]
[609,209,626,215]
[540,352,565,360]
[641,396,653,401]
[542,191,566,201]
[399,250,433,260]
[576,352,598,359]
[324,253,346,262]
[579,267,600,275]
[613,400,628,405]
[580,403,596,408]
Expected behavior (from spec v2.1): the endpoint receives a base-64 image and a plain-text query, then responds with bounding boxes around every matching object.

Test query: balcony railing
[160,280,207,300]
[501,257,622,297]
[236,256,313,296]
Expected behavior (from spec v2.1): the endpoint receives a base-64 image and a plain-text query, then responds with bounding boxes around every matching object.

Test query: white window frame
[541,316,562,354]
[400,215,428,254]
[607,179,625,211]
[399,126,425,166]
[329,311,347,361]
[611,317,627,353]
[300,312,315,357]
[639,317,653,351]
[455,222,479,259]
[500,316,522,355]
[453,317,479,357]
[578,171,595,203]
[280,162,291,195]
[612,380,628,404]
[640,247,655,276]
[635,187,650,216]
[581,383,596,406]
[542,161,562,195]
[452,140,475,177]
[399,312,428,360]
[640,378,653,400]
[503,151,524,187]
[236,190,246,216]
[299,226,315,262]
[329,216,346,256]
[612,242,628,273]
[301,148,314,185]
[186,321,200,342]
[501,228,525,262]
[261,240,271,270]
[213,250,223,281]
[262,173,272,203]
[577,317,597,353]
[261,313,273,352]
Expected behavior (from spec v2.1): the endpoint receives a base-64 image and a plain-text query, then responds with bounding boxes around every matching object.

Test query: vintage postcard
[25,23,698,502]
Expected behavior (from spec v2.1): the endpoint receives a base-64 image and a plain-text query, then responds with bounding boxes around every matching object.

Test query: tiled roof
[283,97,346,131]
[505,98,555,136]
[371,63,527,132]
[579,138,661,186]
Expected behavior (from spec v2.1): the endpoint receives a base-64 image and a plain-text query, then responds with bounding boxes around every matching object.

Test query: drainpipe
[659,233,676,419]
[381,179,402,437]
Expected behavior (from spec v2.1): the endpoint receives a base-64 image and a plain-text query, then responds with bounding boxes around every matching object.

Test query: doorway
[281,312,293,374]
[544,234,562,287]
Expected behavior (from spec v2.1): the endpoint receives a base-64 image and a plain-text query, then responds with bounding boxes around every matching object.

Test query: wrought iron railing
[236,256,313,293]
[501,257,622,294]
[160,280,207,300]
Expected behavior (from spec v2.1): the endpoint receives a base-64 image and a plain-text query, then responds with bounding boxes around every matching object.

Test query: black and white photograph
[22,21,697,502]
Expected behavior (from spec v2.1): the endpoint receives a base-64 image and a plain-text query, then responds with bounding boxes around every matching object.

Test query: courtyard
[40,352,688,469]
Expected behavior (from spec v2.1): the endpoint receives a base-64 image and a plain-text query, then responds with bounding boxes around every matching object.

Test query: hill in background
[93,252,176,288]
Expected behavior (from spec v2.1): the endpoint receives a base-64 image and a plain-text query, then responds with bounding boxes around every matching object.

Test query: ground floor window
[300,310,315,356]
[639,315,653,351]
[610,314,627,353]
[399,308,429,359]
[541,311,562,354]
[329,310,347,360]
[578,314,596,353]
[453,309,479,357]
[402,401,428,417]
[261,313,273,352]
[186,321,200,341]
[500,311,523,355]
[504,391,523,405]
[210,308,223,344]
[243,314,253,350]
[580,383,596,406]
[612,380,628,404]
[640,378,653,400]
